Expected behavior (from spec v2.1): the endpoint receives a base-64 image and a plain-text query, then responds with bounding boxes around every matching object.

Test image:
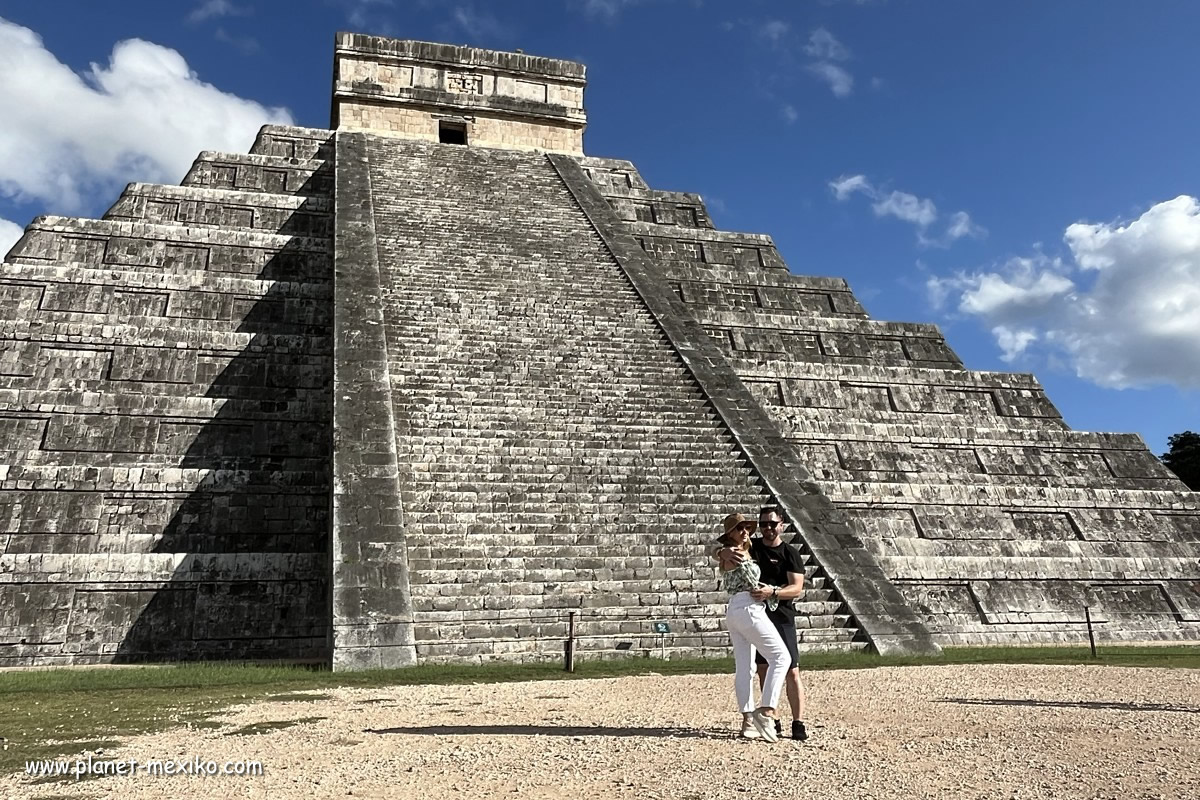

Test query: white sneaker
[750,710,779,743]
[740,719,762,740]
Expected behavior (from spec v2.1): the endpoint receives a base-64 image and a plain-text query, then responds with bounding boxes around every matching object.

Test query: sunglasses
[759,520,783,529]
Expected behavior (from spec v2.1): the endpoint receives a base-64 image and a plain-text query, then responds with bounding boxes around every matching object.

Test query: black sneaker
[774,719,782,738]
[792,721,808,741]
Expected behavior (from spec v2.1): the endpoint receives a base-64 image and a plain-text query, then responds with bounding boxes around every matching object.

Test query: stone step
[105,182,332,237]
[412,637,869,665]
[404,462,756,479]
[409,576,837,603]
[411,612,856,644]
[183,151,332,196]
[408,559,827,584]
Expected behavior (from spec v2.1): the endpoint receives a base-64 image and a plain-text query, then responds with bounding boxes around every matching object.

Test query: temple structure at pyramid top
[332,33,588,153]
[0,32,1196,670]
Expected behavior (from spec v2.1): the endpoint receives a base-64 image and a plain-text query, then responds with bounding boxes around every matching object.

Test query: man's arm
[778,543,806,599]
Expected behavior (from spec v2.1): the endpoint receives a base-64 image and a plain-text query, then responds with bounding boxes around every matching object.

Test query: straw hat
[717,512,757,545]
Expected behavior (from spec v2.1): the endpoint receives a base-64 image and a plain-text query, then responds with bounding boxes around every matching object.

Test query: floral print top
[720,556,780,611]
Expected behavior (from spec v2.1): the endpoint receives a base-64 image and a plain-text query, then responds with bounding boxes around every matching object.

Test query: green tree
[1161,431,1200,491]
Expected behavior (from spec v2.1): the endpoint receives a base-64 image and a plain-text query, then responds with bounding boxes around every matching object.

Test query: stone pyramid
[1,34,1195,669]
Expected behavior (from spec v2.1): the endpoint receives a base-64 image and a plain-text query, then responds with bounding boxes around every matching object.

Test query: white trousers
[726,592,789,713]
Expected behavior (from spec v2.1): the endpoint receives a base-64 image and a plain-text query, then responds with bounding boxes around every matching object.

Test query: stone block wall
[0,125,335,666]
[575,155,1200,647]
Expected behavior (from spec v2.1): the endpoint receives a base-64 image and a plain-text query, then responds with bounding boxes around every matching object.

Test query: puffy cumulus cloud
[928,253,1073,319]
[829,174,983,245]
[0,18,292,212]
[0,218,22,258]
[929,197,1200,388]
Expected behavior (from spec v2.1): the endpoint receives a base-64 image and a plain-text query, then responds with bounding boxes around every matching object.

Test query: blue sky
[1,0,1198,455]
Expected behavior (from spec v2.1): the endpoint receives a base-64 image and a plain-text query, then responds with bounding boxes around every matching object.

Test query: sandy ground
[4,664,1199,800]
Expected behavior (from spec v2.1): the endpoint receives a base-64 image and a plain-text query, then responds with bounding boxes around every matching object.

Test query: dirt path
[5,664,1199,800]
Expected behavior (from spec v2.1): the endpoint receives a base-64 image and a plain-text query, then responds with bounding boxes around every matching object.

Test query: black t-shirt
[751,538,805,622]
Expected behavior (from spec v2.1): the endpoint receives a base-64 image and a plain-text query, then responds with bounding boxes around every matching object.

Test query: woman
[716,511,790,743]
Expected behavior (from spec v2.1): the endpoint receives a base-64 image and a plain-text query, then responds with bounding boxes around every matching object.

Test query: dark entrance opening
[439,122,467,145]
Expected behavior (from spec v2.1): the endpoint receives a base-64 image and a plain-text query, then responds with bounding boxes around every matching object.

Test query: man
[748,506,808,741]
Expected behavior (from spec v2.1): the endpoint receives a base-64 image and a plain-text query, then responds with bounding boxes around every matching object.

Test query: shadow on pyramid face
[113,169,334,664]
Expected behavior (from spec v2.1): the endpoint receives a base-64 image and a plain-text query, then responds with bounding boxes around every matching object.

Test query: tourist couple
[715,506,808,744]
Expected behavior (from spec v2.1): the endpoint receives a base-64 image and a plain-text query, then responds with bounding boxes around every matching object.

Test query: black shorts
[754,616,799,670]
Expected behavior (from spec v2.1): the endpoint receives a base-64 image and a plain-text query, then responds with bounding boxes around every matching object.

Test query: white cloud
[829,173,872,201]
[187,0,248,23]
[781,104,798,124]
[945,210,986,242]
[0,218,22,258]
[801,27,855,97]
[929,197,1200,388]
[807,62,854,98]
[804,27,849,61]
[830,173,980,245]
[872,190,936,227]
[992,325,1038,362]
[0,18,293,212]
[760,20,790,44]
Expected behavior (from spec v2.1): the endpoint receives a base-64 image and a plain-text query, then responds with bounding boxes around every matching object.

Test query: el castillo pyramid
[1,34,1196,669]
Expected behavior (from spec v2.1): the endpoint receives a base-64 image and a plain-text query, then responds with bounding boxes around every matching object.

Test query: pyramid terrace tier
[105,183,332,237]
[0,552,327,666]
[8,218,331,283]
[249,125,335,161]
[783,436,1179,490]
[183,152,333,197]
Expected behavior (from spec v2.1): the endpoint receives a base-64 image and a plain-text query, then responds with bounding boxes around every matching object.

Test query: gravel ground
[4,664,1199,800]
